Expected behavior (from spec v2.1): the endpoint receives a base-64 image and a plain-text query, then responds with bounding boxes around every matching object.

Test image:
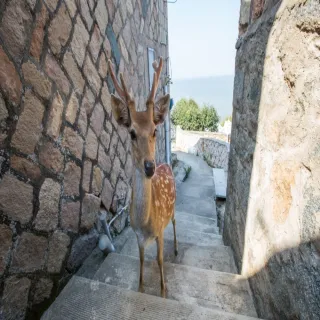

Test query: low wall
[175,126,229,170]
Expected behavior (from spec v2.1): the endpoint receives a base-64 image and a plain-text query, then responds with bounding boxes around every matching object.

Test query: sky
[168,0,240,80]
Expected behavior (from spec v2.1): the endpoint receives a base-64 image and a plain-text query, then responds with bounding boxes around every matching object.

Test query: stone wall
[175,126,229,170]
[224,0,320,319]
[0,0,169,319]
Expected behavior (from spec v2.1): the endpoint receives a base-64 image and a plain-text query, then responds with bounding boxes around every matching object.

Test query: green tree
[171,98,202,131]
[171,98,219,132]
[200,104,219,132]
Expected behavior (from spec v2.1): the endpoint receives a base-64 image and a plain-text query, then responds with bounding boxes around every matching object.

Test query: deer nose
[144,160,155,177]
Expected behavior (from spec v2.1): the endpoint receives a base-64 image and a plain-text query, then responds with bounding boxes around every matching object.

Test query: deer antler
[107,60,133,103]
[147,57,163,104]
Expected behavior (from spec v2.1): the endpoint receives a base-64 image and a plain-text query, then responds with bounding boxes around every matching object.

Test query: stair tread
[42,276,260,320]
[94,253,257,317]
[119,228,236,273]
[175,211,219,234]
[175,195,217,218]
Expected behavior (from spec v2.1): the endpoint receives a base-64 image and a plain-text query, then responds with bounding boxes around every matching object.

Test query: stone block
[117,140,127,166]
[65,0,77,17]
[61,200,80,232]
[92,165,103,196]
[11,91,44,154]
[45,54,70,96]
[100,130,111,150]
[33,278,53,305]
[85,128,99,160]
[11,155,41,181]
[71,15,90,67]
[95,0,108,34]
[48,3,72,55]
[78,0,93,30]
[119,36,129,64]
[99,52,108,78]
[64,161,81,196]
[111,156,121,187]
[81,193,101,230]
[101,177,114,209]
[83,55,101,95]
[62,127,84,160]
[103,37,112,58]
[35,178,61,231]
[0,0,32,61]
[44,0,59,11]
[106,0,116,20]
[66,92,79,124]
[90,24,103,62]
[78,103,88,136]
[0,174,33,224]
[39,140,64,173]
[101,82,112,116]
[63,51,85,95]
[98,145,112,173]
[82,87,96,116]
[2,276,31,320]
[0,224,12,276]
[82,160,92,192]
[67,229,99,271]
[113,10,122,37]
[48,231,70,273]
[11,232,47,272]
[46,92,63,139]
[30,4,48,60]
[0,93,8,130]
[90,103,105,136]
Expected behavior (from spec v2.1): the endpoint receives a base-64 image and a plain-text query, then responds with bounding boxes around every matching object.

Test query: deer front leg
[156,233,166,298]
[138,241,145,293]
[172,216,178,256]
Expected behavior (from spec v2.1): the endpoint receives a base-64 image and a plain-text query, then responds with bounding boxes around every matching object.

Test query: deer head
[108,57,170,178]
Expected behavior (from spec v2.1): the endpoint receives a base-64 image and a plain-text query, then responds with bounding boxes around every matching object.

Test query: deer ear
[111,94,131,127]
[153,94,170,125]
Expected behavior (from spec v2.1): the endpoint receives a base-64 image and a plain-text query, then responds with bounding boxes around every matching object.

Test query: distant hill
[169,75,234,120]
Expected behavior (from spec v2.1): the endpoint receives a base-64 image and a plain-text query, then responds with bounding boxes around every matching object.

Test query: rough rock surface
[224,1,320,319]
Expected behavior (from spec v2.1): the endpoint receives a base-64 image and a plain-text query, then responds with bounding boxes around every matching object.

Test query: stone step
[175,210,218,232]
[94,253,258,318]
[175,194,217,218]
[164,225,223,246]
[177,182,215,199]
[119,228,236,273]
[174,214,219,234]
[42,276,261,320]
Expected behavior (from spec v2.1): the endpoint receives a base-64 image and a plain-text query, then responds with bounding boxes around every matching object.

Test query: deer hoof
[139,285,145,293]
[175,249,178,256]
[161,288,166,298]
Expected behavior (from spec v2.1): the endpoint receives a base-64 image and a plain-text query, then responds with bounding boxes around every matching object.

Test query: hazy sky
[168,0,240,80]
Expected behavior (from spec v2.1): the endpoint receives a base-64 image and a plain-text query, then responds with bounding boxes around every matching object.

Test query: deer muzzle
[144,160,155,178]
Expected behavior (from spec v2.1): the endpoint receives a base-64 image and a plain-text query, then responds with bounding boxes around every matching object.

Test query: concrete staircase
[42,152,260,320]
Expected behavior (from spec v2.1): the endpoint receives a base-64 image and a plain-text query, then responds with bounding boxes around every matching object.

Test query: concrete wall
[175,126,229,170]
[0,0,168,318]
[224,0,320,319]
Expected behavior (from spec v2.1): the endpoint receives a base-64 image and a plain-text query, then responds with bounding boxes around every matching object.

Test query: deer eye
[130,130,137,140]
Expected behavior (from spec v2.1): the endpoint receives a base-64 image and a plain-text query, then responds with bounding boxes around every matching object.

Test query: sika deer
[108,57,177,298]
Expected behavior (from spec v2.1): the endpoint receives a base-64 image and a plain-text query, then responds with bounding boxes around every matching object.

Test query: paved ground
[42,152,260,320]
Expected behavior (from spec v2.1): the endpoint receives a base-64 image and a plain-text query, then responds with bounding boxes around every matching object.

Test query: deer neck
[131,166,153,225]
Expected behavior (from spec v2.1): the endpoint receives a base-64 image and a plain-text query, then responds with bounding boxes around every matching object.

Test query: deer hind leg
[172,215,178,256]
[156,233,166,298]
[137,240,145,293]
